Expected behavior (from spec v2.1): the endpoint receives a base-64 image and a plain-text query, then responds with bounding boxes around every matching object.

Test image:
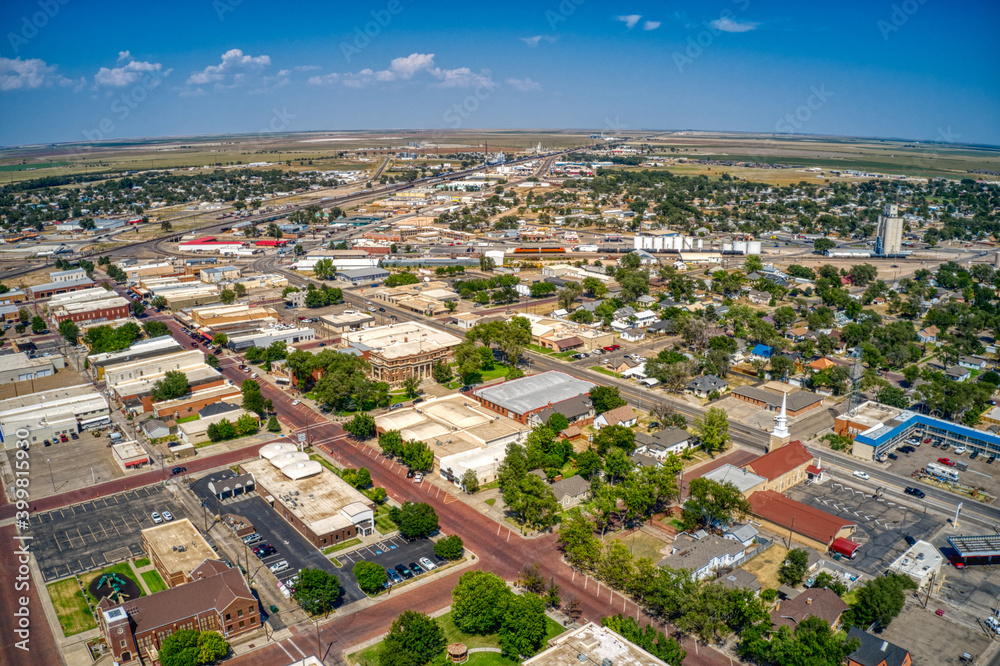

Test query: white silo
[723,242,734,253]
[633,235,643,250]
[994,252,1000,268]
[655,236,666,251]
[733,240,748,254]
[697,238,704,250]
[748,240,762,255]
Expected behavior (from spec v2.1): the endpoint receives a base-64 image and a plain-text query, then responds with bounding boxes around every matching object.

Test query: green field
[47,578,97,637]
[0,161,71,172]
[323,538,361,555]
[141,570,167,594]
[349,611,565,666]
[134,557,151,568]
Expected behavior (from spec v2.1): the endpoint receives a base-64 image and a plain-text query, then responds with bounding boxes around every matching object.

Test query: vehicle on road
[412,397,424,404]
[853,471,870,480]
[419,557,436,570]
[292,400,300,406]
[151,511,162,524]
[171,466,187,475]
[904,486,926,498]
[390,404,403,411]
[162,511,173,521]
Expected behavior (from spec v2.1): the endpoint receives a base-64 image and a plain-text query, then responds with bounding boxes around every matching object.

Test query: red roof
[254,240,288,246]
[749,490,856,545]
[744,441,813,480]
[830,537,860,557]
[184,236,216,243]
[806,465,824,475]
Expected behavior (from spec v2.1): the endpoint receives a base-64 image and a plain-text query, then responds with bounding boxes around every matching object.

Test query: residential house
[845,627,912,666]
[807,358,837,373]
[959,355,988,371]
[594,405,638,430]
[686,375,728,398]
[550,475,591,509]
[634,428,691,457]
[724,524,759,549]
[619,328,646,343]
[658,533,747,580]
[748,289,771,304]
[700,464,768,498]
[770,587,849,631]
[751,344,773,360]
[945,365,971,382]
[719,569,762,595]
[141,419,171,440]
[786,326,809,342]
[647,320,673,336]
[530,394,595,428]
[917,326,939,344]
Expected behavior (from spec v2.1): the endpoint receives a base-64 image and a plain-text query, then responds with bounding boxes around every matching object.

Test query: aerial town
[1,4,998,666]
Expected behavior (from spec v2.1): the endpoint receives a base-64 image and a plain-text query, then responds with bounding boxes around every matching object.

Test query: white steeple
[773,391,789,439]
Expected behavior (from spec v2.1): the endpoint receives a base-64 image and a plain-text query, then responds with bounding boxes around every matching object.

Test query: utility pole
[924,572,934,608]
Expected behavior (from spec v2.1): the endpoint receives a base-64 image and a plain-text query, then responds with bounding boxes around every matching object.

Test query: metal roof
[948,534,1000,558]
[474,371,594,416]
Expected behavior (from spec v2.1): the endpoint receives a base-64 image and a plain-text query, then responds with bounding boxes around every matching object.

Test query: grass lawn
[589,365,618,378]
[81,562,145,606]
[554,351,577,360]
[134,557,151,568]
[479,365,511,381]
[310,454,341,474]
[350,612,565,666]
[141,570,167,594]
[375,504,397,534]
[610,530,669,562]
[741,543,789,592]
[47,578,96,637]
[527,344,556,355]
[389,393,411,406]
[304,392,318,400]
[176,414,200,424]
[323,538,361,555]
[485,498,496,506]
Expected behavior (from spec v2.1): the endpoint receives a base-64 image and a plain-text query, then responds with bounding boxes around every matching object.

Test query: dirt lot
[740,543,789,591]
[878,601,996,666]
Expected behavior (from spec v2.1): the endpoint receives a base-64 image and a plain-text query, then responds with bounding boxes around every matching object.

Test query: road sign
[297,433,306,443]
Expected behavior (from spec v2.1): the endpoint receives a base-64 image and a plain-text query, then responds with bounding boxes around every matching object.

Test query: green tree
[345,413,376,439]
[130,300,145,316]
[379,430,404,457]
[432,361,454,385]
[402,439,434,472]
[433,535,464,560]
[503,474,559,530]
[385,272,421,288]
[143,321,169,338]
[876,386,909,408]
[58,319,80,343]
[590,386,627,414]
[681,478,752,531]
[778,549,810,586]
[460,469,480,493]
[151,370,190,401]
[582,276,608,298]
[693,407,730,455]
[212,332,229,347]
[813,238,835,254]
[601,615,685,666]
[30,315,46,334]
[452,570,511,634]
[743,254,764,273]
[292,568,341,616]
[403,375,421,399]
[159,629,200,666]
[195,631,229,664]
[379,611,446,666]
[313,258,336,279]
[151,295,168,310]
[499,592,548,659]
[557,512,601,570]
[219,289,236,305]
[266,415,281,432]
[233,282,247,297]
[354,561,388,595]
[390,501,439,538]
[241,380,265,415]
[848,572,916,629]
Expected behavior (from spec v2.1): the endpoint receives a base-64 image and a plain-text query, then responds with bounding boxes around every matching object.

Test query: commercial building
[875,203,904,256]
[142,518,217,588]
[472,371,595,424]
[342,322,462,386]
[29,277,95,299]
[522,313,615,352]
[0,290,27,305]
[111,363,230,415]
[178,406,258,446]
[888,540,942,587]
[0,384,109,449]
[242,443,375,548]
[0,352,64,385]
[89,335,185,380]
[199,266,242,283]
[49,267,88,283]
[152,383,243,421]
[370,281,461,316]
[103,350,206,386]
[731,385,824,417]
[335,267,390,285]
[748,490,856,551]
[98,560,257,665]
[49,294,130,324]
[111,440,150,472]
[178,236,245,253]
[227,325,315,351]
[318,311,375,336]
[522,622,668,666]
[124,262,177,281]
[155,284,222,309]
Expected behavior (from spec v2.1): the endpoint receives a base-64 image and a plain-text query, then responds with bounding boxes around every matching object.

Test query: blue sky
[1,0,998,146]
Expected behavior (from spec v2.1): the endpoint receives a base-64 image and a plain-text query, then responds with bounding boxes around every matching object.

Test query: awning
[831,537,860,557]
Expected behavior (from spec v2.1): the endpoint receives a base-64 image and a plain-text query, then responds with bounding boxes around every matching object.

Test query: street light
[46,458,55,493]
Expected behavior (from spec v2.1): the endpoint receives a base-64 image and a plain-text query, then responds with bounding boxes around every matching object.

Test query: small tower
[770,391,791,451]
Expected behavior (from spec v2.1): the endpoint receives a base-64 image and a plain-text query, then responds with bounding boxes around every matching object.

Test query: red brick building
[97,560,257,665]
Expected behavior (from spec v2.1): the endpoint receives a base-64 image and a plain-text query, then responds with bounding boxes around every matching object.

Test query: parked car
[59,434,68,443]
[291,400,300,406]
[243,533,263,545]
[954,446,967,455]
[162,511,174,521]
[932,441,941,448]
[151,511,162,524]
[970,450,980,460]
[269,561,289,574]
[70,432,78,440]
[255,546,277,558]
[387,569,402,584]
[414,473,423,483]
[171,466,187,475]
[412,398,424,404]
[406,469,415,478]
[409,562,424,575]
[250,373,259,379]
[395,564,413,579]
[904,535,916,547]
[887,453,898,460]
[940,443,951,451]
[419,557,436,570]
[938,458,955,466]
[853,471,870,480]
[987,455,997,464]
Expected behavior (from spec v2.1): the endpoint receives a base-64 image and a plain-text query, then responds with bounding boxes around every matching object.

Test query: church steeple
[769,391,791,451]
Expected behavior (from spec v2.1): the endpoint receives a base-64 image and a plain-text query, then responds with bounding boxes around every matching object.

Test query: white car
[291,400,300,406]
[419,557,436,570]
[853,471,870,480]
[414,472,423,483]
[162,511,173,522]
[151,511,162,524]
[954,446,967,455]
[250,373,258,379]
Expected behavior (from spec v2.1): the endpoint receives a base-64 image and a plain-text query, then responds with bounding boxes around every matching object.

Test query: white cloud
[643,20,661,31]
[186,49,271,87]
[521,35,555,47]
[293,65,321,72]
[309,53,492,89]
[710,17,760,32]
[94,55,167,87]
[615,15,642,29]
[506,77,541,92]
[0,57,81,92]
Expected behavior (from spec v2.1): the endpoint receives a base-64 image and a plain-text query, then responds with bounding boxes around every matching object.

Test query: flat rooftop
[522,622,667,666]
[343,322,462,359]
[242,457,371,534]
[474,371,595,416]
[839,400,904,428]
[700,464,766,494]
[142,518,216,575]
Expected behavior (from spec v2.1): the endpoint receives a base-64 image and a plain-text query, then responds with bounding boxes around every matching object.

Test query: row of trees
[378,430,434,472]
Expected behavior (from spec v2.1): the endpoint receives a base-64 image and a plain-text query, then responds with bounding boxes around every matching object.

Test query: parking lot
[786,479,943,576]
[27,485,188,582]
[882,438,1000,498]
[336,535,445,586]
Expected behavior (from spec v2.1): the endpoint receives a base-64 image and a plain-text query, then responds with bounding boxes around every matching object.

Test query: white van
[269,560,289,574]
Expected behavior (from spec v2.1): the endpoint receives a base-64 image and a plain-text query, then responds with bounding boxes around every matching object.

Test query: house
[845,627,912,666]
[550,475,591,509]
[647,320,673,336]
[807,357,837,372]
[531,395,595,427]
[141,419,171,440]
[945,365,971,382]
[608,358,643,374]
[724,523,759,548]
[751,344,773,360]
[658,533,746,580]
[719,569,762,595]
[635,428,692,457]
[916,326,939,343]
[786,326,809,342]
[959,355,988,371]
[686,375,728,398]
[594,405,638,430]
[770,587,849,631]
[619,328,646,343]
[621,363,648,379]
[748,289,771,304]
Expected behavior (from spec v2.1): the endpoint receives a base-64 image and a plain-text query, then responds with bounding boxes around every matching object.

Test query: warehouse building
[49,295,130,324]
[0,384,109,449]
[29,277,95,299]
[88,335,185,380]
[0,352,65,386]
[472,371,595,424]
[226,325,315,351]
[335,266,390,285]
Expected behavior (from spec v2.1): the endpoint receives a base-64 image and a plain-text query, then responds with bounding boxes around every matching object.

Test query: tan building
[523,622,667,666]
[342,322,462,386]
[743,440,815,493]
[142,518,217,588]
